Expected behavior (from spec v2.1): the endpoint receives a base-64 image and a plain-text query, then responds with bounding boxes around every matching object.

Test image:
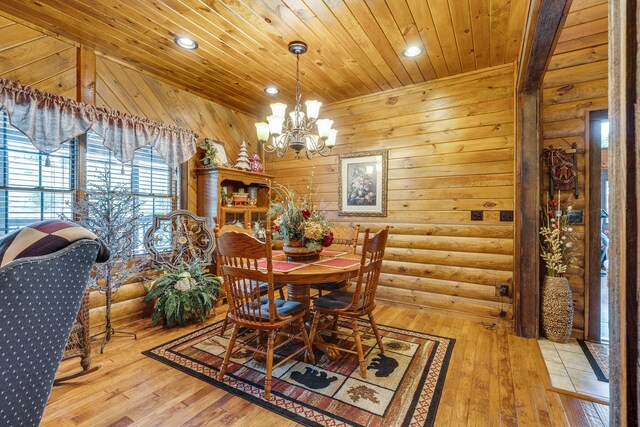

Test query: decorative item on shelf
[252,220,266,240]
[541,145,579,200]
[199,138,225,168]
[269,175,333,261]
[255,41,337,160]
[249,152,264,173]
[234,141,251,170]
[248,186,259,201]
[144,260,222,328]
[539,193,576,343]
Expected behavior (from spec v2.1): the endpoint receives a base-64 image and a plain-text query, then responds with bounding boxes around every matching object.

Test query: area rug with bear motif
[143,318,455,427]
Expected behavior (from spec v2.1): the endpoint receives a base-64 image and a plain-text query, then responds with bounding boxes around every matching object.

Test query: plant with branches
[65,167,147,353]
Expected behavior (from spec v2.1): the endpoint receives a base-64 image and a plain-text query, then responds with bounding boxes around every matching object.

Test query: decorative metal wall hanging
[541,145,579,200]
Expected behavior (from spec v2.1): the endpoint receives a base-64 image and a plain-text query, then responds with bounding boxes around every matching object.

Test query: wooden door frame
[585,109,608,342]
[609,0,639,422]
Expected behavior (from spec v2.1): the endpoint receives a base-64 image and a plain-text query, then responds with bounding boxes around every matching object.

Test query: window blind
[0,109,76,235]
[0,112,181,250]
[86,131,178,252]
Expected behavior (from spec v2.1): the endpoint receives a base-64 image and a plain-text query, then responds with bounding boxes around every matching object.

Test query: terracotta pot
[541,275,574,343]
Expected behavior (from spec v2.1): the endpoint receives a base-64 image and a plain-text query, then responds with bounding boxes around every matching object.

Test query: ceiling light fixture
[402,45,423,58]
[255,41,336,159]
[264,86,280,95]
[174,36,198,50]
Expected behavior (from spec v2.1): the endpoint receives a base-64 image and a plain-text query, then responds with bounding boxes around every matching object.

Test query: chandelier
[255,41,337,159]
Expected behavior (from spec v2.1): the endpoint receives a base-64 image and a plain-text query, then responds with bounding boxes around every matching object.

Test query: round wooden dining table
[268,251,362,360]
[270,252,361,311]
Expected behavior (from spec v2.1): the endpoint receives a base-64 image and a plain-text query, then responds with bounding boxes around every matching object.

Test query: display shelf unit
[196,167,274,233]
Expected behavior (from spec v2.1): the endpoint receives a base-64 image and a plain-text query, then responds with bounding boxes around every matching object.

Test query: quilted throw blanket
[0,220,110,266]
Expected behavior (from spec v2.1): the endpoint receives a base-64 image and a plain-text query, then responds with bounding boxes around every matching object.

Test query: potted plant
[269,180,333,261]
[539,195,575,342]
[144,260,222,327]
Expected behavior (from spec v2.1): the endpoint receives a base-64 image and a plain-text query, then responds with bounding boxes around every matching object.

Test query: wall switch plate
[500,210,514,222]
[471,210,483,221]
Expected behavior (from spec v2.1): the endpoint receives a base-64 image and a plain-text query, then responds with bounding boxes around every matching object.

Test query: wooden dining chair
[215,229,315,399]
[309,226,389,379]
[216,225,286,336]
[310,224,360,298]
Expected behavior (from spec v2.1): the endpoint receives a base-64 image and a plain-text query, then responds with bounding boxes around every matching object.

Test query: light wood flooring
[45,302,609,426]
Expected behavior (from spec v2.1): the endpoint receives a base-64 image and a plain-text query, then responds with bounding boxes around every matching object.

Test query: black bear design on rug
[367,353,399,377]
[291,367,338,389]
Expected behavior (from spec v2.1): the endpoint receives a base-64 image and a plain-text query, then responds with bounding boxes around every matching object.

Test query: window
[0,110,76,234]
[0,112,180,246]
[86,131,178,251]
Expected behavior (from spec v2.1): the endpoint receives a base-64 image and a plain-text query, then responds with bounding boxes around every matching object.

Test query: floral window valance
[0,79,197,169]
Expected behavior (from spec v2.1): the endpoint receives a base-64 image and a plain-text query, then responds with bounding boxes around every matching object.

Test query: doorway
[587,110,609,343]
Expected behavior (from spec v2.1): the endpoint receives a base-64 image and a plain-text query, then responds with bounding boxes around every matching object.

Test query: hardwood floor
[45,302,608,426]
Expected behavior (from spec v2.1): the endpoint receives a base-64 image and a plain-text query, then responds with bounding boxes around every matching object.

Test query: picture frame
[338,150,388,217]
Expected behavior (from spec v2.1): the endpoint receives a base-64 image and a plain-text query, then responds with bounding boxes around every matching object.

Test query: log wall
[541,0,608,336]
[266,64,516,320]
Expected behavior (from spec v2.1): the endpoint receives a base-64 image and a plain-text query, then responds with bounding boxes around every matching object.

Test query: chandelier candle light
[255,41,337,159]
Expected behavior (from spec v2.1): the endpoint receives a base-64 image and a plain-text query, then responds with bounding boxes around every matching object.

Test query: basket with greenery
[144,260,222,327]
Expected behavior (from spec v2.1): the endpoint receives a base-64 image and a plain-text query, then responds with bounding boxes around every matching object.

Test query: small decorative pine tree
[234,141,251,170]
[66,167,147,353]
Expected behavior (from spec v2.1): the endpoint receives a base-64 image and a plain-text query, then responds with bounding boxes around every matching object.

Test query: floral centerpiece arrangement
[539,194,576,343]
[144,260,222,328]
[269,180,333,258]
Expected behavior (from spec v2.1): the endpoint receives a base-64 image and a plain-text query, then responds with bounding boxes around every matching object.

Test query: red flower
[548,210,553,217]
[274,224,280,232]
[552,199,557,207]
[301,208,311,219]
[321,231,334,247]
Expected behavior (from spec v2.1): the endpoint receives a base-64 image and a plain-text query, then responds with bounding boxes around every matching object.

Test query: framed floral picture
[338,150,388,217]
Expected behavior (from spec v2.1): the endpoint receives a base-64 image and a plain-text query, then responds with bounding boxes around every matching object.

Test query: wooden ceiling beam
[517,0,573,92]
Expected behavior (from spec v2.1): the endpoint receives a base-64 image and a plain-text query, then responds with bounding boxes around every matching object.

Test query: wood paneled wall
[266,64,516,320]
[95,56,257,213]
[0,16,76,96]
[541,0,608,336]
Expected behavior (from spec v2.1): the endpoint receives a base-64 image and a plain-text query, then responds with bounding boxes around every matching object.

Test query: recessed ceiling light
[264,86,280,95]
[402,45,423,58]
[174,36,198,50]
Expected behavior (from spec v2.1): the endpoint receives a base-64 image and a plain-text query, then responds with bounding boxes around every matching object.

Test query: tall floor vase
[541,276,574,343]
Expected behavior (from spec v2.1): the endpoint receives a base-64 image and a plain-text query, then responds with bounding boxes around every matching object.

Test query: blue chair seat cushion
[313,290,363,310]
[243,297,304,318]
[310,280,349,291]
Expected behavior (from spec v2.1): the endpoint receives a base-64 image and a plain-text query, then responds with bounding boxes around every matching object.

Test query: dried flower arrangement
[539,193,576,277]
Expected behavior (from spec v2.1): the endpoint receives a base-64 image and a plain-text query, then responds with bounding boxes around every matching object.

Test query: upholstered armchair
[0,239,103,426]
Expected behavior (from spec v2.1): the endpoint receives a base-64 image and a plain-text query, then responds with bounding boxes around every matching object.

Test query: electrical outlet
[495,283,510,297]
[500,210,514,222]
[471,210,483,221]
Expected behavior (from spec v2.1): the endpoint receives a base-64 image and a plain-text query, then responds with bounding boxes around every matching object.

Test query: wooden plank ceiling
[0,0,529,116]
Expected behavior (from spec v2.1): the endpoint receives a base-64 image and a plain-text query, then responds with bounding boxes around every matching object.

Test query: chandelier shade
[256,41,337,159]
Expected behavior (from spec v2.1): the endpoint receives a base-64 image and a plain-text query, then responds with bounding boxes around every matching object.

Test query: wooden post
[75,45,96,205]
[513,0,572,338]
[608,0,639,423]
